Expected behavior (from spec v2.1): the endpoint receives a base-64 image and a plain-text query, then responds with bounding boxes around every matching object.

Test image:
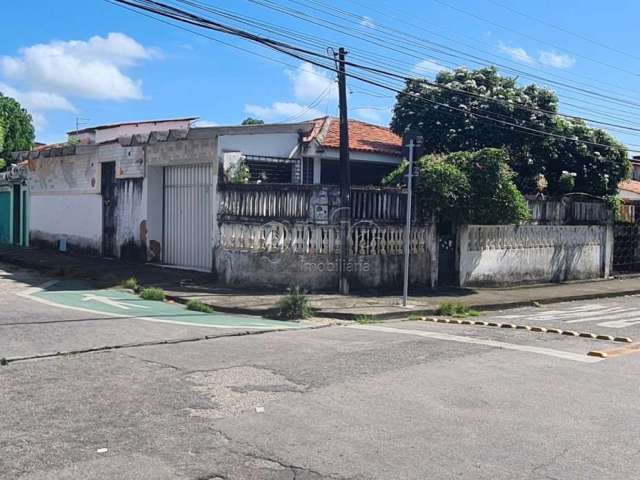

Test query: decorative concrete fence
[457,225,613,287]
[218,184,409,224]
[215,221,437,291]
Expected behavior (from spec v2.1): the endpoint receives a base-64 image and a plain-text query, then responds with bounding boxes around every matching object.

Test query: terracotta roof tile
[305,116,402,156]
[619,179,640,195]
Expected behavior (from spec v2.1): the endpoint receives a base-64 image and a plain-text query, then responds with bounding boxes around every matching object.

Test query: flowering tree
[391,67,629,196]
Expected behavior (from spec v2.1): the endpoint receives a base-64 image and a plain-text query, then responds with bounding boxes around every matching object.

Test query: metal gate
[163,163,215,271]
[613,224,640,273]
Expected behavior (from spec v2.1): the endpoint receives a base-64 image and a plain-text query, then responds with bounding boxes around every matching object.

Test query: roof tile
[305,116,402,156]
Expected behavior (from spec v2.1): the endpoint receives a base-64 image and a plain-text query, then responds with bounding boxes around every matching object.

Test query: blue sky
[1,0,639,151]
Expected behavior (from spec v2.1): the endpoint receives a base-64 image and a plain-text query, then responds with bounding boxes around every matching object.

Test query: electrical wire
[107,0,640,153]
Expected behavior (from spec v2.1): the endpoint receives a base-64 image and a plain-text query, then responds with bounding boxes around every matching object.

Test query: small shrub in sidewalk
[354,314,377,324]
[436,302,479,318]
[186,299,214,314]
[121,277,139,291]
[275,287,313,320]
[140,287,166,302]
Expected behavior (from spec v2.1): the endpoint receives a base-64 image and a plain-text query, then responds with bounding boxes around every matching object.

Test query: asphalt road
[1,263,639,479]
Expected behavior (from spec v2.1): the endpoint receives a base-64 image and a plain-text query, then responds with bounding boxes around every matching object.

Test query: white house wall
[217,132,300,159]
[30,193,102,253]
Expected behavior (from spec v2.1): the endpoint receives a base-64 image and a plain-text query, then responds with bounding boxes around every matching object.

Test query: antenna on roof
[75,117,91,135]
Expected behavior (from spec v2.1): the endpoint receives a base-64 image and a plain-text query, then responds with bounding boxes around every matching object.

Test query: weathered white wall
[457,225,613,287]
[217,132,300,159]
[98,143,145,179]
[28,150,99,194]
[30,194,102,252]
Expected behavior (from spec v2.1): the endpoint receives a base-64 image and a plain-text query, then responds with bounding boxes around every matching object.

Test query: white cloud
[285,62,338,102]
[1,33,157,100]
[360,16,375,28]
[539,50,576,69]
[413,59,448,77]
[244,102,323,122]
[497,42,535,65]
[0,82,76,112]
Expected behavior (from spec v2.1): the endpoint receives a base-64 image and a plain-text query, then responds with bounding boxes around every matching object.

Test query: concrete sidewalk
[2,245,640,319]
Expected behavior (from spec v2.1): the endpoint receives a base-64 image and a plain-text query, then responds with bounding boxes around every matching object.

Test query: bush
[436,302,479,317]
[459,148,531,224]
[121,277,139,291]
[386,148,530,225]
[186,299,214,314]
[354,314,376,324]
[140,288,165,301]
[275,287,313,320]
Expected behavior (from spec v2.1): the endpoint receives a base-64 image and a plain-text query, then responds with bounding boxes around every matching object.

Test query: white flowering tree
[391,67,630,196]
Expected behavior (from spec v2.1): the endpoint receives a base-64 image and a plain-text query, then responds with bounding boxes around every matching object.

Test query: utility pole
[402,139,415,307]
[336,47,351,295]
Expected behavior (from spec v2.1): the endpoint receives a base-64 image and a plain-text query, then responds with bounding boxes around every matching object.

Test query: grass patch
[354,314,377,324]
[139,287,166,302]
[407,314,424,321]
[186,299,214,314]
[275,287,313,320]
[121,277,139,291]
[435,302,479,318]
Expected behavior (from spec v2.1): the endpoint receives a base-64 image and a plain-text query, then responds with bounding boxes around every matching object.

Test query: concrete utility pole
[402,139,415,307]
[336,47,351,295]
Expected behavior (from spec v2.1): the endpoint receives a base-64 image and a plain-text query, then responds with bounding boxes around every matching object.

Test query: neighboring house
[218,116,402,185]
[11,116,402,272]
[68,117,197,145]
[0,163,29,246]
[619,157,640,200]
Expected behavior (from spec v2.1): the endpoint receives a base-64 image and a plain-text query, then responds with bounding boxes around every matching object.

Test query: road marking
[495,303,640,328]
[16,282,296,330]
[349,325,603,363]
[588,343,640,359]
[81,293,150,310]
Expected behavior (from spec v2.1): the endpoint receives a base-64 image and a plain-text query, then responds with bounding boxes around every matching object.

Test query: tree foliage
[391,67,629,196]
[384,148,530,224]
[0,93,34,171]
[241,117,265,125]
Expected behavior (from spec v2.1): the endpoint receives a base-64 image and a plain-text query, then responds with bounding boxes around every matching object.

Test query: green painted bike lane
[22,280,301,330]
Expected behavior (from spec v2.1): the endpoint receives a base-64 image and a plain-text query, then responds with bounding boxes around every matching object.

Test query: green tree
[391,67,629,196]
[0,93,35,170]
[0,119,5,171]
[241,117,265,125]
[383,148,530,224]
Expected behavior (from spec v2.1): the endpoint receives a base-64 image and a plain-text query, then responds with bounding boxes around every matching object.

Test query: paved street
[1,263,640,479]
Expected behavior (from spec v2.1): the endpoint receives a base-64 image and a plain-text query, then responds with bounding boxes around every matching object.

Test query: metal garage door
[163,163,215,271]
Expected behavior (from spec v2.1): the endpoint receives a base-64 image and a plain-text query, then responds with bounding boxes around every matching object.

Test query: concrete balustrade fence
[457,225,613,287]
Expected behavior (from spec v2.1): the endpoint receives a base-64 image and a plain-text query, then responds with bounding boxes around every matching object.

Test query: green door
[0,189,11,244]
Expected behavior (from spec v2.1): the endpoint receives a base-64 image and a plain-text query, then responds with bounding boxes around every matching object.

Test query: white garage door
[163,163,215,271]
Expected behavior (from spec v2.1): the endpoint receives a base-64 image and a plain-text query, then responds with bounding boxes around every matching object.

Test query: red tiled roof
[304,117,402,156]
[619,179,640,195]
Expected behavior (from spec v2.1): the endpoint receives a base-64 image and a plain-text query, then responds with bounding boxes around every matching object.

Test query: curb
[414,316,633,343]
[4,250,640,321]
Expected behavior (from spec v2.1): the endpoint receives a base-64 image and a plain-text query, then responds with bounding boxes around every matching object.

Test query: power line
[485,0,640,62]
[108,0,639,153]
[244,0,640,112]
[432,0,640,78]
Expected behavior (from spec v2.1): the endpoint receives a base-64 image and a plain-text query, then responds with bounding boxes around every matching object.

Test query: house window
[320,159,398,186]
[244,155,295,183]
[302,157,314,184]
